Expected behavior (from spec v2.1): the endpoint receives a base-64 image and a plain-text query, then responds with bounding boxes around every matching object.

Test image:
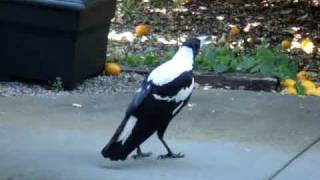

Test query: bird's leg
[157,132,184,159]
[132,146,152,159]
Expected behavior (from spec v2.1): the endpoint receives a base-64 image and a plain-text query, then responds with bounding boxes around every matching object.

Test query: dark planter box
[0,0,116,89]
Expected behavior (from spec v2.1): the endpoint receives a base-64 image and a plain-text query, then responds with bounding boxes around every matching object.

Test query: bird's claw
[132,152,152,159]
[157,152,185,160]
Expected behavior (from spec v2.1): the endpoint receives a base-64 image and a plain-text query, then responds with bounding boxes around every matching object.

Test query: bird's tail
[101,116,135,161]
[101,140,128,161]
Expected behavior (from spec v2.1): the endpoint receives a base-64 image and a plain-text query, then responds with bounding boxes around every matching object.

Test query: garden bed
[109,0,319,71]
[107,0,320,96]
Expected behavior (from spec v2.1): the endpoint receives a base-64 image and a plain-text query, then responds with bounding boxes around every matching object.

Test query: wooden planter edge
[122,66,280,92]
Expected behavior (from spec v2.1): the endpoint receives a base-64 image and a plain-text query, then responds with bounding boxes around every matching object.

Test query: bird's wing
[125,76,152,115]
[152,71,194,100]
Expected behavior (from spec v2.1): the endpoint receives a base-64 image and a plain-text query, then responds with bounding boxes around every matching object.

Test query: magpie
[101,37,203,161]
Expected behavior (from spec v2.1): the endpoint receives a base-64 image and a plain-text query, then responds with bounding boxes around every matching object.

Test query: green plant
[143,53,159,67]
[308,71,319,81]
[194,43,298,79]
[294,82,305,95]
[121,54,141,67]
[195,44,241,72]
[121,48,160,68]
[249,46,298,79]
[194,43,216,71]
[120,42,299,81]
[49,77,64,91]
[120,46,180,68]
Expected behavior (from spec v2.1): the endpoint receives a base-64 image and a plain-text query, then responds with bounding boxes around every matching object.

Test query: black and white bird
[101,37,203,161]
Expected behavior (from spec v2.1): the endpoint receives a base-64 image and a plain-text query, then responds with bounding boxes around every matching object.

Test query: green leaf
[214,64,228,73]
[122,54,141,67]
[256,47,274,62]
[238,56,258,71]
[295,82,305,95]
[143,55,158,67]
[250,62,262,73]
[259,62,274,75]
[198,43,217,62]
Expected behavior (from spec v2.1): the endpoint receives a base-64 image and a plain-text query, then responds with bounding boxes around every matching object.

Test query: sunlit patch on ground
[108,30,136,42]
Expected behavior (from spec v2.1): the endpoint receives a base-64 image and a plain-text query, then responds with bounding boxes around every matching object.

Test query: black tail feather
[101,141,128,161]
[101,115,156,161]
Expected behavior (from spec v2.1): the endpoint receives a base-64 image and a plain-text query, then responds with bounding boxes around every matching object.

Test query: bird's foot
[132,152,152,160]
[157,152,185,160]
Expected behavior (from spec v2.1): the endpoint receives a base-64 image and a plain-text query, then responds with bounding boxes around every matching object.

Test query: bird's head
[182,38,201,58]
[182,36,209,58]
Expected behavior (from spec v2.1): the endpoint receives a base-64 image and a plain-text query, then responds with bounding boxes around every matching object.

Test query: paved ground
[0,89,319,180]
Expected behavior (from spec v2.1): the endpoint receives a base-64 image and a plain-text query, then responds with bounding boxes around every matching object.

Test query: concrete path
[0,90,319,180]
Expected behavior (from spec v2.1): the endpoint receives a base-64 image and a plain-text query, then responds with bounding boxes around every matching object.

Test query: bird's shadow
[98,155,188,171]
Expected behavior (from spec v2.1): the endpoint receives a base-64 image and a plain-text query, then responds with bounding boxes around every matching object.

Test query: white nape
[117,116,138,145]
[153,78,194,103]
[148,46,194,86]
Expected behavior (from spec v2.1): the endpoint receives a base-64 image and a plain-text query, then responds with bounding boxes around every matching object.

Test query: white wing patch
[117,116,138,145]
[172,102,184,115]
[153,78,194,103]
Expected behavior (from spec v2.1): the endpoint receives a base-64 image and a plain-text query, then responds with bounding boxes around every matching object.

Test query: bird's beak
[197,36,210,47]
